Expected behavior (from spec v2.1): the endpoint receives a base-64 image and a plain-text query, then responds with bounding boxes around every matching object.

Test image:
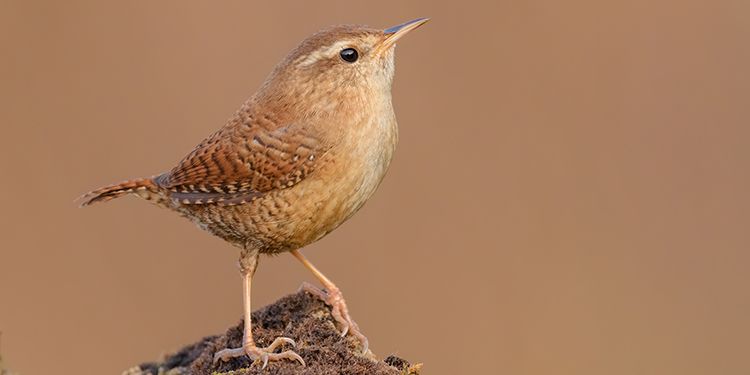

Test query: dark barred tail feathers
[78,177,164,207]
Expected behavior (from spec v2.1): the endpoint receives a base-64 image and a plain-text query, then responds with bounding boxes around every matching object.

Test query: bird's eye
[340,48,359,63]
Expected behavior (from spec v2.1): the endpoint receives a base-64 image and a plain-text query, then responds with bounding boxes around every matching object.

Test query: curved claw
[330,304,350,336]
[359,335,369,354]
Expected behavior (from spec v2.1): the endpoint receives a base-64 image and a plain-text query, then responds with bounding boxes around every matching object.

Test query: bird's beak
[375,17,429,55]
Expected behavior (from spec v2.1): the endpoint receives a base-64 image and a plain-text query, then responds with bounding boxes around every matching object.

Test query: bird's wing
[156,117,325,206]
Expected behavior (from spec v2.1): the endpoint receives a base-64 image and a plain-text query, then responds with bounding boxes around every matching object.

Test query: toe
[266,337,296,352]
[212,347,245,364]
[270,350,306,367]
[260,349,306,369]
[330,305,350,336]
[212,337,304,367]
[299,282,327,300]
[355,331,369,354]
[298,282,370,355]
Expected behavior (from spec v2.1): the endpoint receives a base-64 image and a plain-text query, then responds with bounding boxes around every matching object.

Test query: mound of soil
[123,291,420,375]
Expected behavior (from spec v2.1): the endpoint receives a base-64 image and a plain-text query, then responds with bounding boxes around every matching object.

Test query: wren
[81,18,428,367]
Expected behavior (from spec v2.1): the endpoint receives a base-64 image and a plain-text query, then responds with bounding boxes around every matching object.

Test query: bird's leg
[290,249,369,353]
[214,249,305,368]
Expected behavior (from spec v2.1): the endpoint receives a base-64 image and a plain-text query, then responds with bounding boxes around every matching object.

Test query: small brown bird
[80,18,428,367]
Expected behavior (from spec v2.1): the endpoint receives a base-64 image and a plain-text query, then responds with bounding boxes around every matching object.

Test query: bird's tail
[78,177,161,207]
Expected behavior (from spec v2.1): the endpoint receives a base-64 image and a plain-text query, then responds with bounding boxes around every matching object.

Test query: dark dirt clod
[125,291,419,375]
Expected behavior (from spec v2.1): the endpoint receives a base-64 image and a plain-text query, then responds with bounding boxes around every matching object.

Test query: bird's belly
[265,158,391,252]
[178,166,386,254]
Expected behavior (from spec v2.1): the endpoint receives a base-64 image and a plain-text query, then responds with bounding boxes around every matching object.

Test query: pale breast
[249,114,398,253]
[304,114,398,241]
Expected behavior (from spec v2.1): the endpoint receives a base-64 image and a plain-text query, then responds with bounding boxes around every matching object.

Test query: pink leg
[214,249,305,368]
[291,249,369,353]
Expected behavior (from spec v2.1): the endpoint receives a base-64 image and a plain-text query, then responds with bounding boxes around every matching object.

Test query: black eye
[340,48,359,63]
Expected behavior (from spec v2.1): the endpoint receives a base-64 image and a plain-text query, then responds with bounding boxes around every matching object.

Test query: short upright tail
[79,178,159,207]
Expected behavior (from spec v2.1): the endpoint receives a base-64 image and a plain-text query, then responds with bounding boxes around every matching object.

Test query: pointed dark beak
[376,18,429,54]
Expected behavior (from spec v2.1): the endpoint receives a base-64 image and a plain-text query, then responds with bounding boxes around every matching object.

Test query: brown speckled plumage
[81,18,428,367]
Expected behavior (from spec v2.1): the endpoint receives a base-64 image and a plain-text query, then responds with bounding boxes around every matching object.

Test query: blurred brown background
[1,0,749,374]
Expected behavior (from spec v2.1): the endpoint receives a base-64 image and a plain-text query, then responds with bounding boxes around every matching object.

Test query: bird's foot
[213,337,305,369]
[299,281,369,353]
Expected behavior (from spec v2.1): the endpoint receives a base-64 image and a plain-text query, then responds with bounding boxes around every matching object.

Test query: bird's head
[255,18,429,120]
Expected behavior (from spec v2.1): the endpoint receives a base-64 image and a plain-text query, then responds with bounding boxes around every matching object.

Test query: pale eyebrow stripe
[296,40,353,67]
